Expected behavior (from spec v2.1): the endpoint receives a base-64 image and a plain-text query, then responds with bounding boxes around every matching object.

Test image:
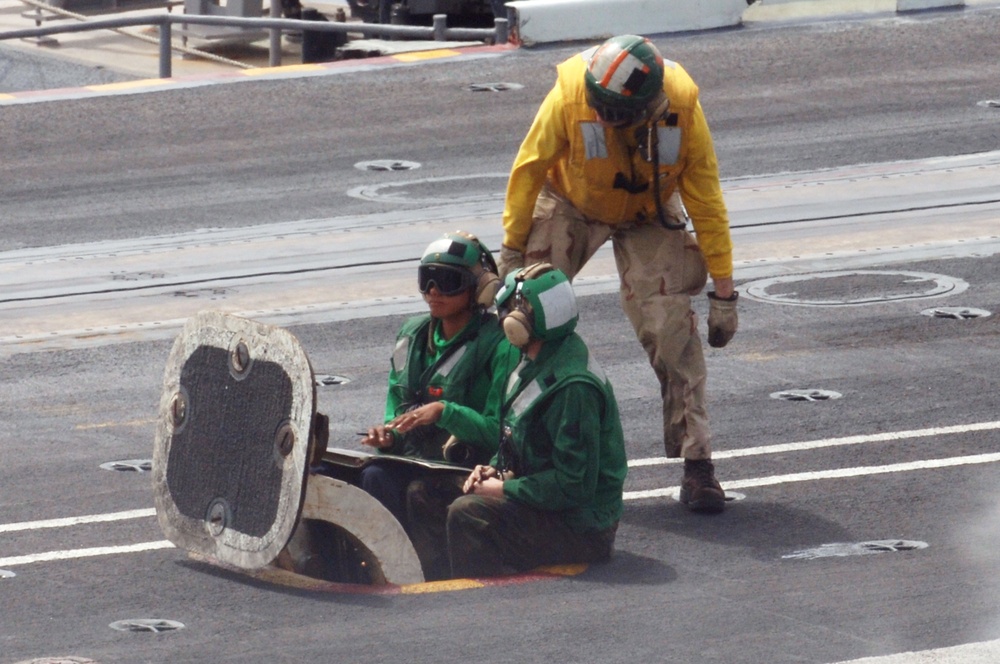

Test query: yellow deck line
[85,78,174,91]
[242,63,327,76]
[391,48,461,62]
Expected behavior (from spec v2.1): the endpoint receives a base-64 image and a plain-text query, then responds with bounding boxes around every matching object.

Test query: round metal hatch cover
[346,173,508,205]
[743,270,968,306]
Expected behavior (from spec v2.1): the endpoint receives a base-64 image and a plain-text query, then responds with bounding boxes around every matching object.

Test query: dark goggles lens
[418,264,473,296]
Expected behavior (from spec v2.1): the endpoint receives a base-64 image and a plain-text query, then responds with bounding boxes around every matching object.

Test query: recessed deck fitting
[466,82,523,92]
[770,389,842,402]
[315,374,351,386]
[109,619,185,633]
[353,159,421,172]
[783,540,928,560]
[920,306,992,320]
[100,459,153,472]
[744,270,968,306]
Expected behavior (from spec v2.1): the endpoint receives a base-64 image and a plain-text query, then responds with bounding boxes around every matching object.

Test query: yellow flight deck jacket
[502,49,734,280]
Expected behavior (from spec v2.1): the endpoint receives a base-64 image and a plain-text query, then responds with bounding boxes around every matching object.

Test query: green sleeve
[502,382,603,511]
[380,328,423,455]
[437,340,514,454]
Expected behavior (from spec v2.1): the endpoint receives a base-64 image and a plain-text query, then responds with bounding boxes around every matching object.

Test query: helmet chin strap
[643,92,686,231]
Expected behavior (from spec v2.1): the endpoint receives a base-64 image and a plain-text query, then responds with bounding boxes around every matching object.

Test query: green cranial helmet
[420,230,494,271]
[419,231,500,305]
[584,35,665,124]
[495,264,578,343]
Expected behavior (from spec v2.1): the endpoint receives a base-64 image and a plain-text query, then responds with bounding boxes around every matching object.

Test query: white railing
[0,11,508,77]
[506,0,968,46]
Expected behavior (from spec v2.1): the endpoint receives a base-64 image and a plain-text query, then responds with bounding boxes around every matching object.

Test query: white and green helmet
[495,264,579,342]
[584,34,665,124]
[417,231,498,300]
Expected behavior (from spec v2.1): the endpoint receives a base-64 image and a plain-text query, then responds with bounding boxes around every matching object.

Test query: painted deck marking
[2,421,999,567]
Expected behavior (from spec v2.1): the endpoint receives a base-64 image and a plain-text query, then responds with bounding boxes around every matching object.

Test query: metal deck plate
[153,311,316,569]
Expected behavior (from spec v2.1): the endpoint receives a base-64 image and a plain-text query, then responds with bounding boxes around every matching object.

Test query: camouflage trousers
[523,184,712,460]
[446,494,617,578]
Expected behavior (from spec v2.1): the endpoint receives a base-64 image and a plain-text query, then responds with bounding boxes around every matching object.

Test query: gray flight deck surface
[2,5,1000,664]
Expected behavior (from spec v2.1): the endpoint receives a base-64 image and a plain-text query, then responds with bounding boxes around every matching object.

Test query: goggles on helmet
[418,263,475,296]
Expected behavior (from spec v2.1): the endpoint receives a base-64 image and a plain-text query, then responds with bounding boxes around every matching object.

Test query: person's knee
[406,477,427,499]
[447,494,491,532]
[359,465,385,493]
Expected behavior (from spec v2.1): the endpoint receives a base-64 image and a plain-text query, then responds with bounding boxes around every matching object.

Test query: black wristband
[708,291,739,302]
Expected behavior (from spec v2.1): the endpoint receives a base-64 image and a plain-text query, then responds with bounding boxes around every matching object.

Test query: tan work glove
[707,291,739,348]
[497,245,525,280]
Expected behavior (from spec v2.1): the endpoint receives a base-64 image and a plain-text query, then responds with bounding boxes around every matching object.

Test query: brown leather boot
[680,459,725,513]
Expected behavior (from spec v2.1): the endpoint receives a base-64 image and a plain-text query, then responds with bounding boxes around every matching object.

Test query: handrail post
[432,13,446,41]
[159,17,172,78]
[494,17,507,45]
[269,0,281,67]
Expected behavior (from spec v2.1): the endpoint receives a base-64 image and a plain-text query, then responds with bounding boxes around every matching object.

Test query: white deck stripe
[0,508,155,533]
[3,422,1000,565]
[0,540,174,567]
[829,638,1000,663]
[628,420,1000,468]
[624,452,1000,500]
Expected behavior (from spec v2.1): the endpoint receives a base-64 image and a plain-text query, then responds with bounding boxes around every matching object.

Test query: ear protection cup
[502,307,533,348]
[499,263,556,347]
[474,269,502,308]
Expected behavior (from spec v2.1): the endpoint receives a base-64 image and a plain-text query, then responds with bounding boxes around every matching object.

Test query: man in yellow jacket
[497,34,738,513]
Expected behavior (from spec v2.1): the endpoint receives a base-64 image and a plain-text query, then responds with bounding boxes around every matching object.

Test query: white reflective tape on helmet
[590,47,650,98]
[537,280,578,331]
[422,237,455,261]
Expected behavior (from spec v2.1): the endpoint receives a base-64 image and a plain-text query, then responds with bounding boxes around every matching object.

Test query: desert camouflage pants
[523,184,712,460]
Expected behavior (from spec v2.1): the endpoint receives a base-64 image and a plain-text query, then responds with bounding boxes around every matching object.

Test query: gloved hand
[497,245,525,280]
[707,291,738,348]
